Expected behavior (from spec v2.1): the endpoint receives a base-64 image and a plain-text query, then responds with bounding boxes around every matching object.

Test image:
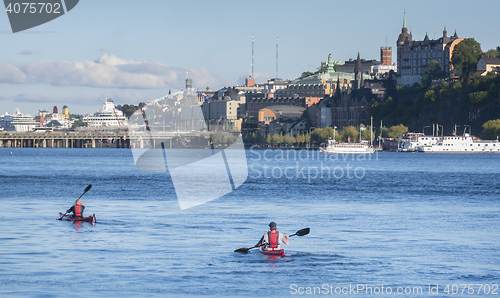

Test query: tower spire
[403,10,407,28]
[355,52,363,89]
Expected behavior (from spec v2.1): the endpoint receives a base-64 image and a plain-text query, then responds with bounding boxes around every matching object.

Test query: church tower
[396,12,412,46]
[354,52,363,89]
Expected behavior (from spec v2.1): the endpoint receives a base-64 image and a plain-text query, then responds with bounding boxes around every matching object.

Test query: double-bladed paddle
[57,184,92,220]
[234,227,310,253]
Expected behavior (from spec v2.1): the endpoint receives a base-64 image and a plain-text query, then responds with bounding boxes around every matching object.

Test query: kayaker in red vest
[66,199,85,218]
[256,222,289,250]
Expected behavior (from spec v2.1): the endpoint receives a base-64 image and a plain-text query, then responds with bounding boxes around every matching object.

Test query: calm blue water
[1,148,499,297]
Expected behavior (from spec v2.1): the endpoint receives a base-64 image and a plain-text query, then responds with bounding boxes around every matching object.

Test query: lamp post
[309,126,316,148]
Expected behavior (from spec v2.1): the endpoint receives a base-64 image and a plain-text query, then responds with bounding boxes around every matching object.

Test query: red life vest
[267,231,279,249]
[75,204,83,217]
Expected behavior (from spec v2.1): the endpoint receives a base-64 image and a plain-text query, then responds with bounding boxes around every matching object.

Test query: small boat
[58,212,96,224]
[259,247,285,257]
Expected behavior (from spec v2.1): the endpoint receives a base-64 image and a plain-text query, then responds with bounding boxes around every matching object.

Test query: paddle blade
[295,228,310,236]
[234,247,250,253]
[84,184,92,193]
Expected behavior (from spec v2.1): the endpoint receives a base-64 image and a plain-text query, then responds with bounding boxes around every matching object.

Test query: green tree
[424,89,437,102]
[380,126,390,138]
[360,125,374,142]
[482,119,500,140]
[468,91,488,104]
[228,134,238,145]
[72,120,87,128]
[296,132,305,144]
[271,133,283,145]
[451,38,482,76]
[211,131,222,145]
[484,48,500,58]
[340,126,359,142]
[304,132,310,144]
[265,134,271,145]
[421,61,446,86]
[316,65,327,73]
[388,124,408,138]
[300,71,314,79]
[311,127,336,144]
[310,128,321,144]
[283,134,292,145]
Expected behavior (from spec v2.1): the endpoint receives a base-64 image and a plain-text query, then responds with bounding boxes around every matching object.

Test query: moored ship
[417,126,500,153]
[417,135,500,152]
[320,139,374,154]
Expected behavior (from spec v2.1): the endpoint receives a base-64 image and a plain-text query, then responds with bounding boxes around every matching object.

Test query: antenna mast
[251,34,254,78]
[276,37,279,79]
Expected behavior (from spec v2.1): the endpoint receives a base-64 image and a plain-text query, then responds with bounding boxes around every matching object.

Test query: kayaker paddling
[66,198,85,218]
[57,184,95,224]
[234,227,309,254]
[256,221,289,250]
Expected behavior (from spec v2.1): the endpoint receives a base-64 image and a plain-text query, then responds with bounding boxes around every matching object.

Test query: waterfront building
[380,47,392,65]
[335,57,382,75]
[476,56,500,75]
[44,107,71,129]
[372,46,397,78]
[278,53,366,98]
[246,95,318,119]
[257,105,305,135]
[329,54,383,129]
[396,12,463,86]
[201,87,246,132]
[34,110,49,126]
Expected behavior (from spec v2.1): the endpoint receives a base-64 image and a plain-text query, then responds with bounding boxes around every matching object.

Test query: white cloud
[0,54,234,89]
[0,92,101,105]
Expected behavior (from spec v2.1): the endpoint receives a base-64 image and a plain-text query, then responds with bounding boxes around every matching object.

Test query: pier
[0,129,212,149]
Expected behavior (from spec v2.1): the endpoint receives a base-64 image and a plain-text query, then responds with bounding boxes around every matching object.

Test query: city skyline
[0,0,498,116]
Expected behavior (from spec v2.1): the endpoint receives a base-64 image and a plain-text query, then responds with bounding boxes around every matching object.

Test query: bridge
[0,129,213,149]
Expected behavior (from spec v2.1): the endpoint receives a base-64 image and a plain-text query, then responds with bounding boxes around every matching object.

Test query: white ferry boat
[320,139,374,154]
[416,126,500,153]
[87,98,128,128]
[417,135,500,152]
[320,122,374,154]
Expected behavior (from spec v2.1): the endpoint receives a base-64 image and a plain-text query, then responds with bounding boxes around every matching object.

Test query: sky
[0,0,499,116]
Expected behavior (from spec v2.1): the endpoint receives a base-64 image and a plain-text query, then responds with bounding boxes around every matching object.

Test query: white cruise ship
[0,108,38,131]
[87,98,128,128]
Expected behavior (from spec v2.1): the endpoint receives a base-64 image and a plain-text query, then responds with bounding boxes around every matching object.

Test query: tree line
[239,124,409,147]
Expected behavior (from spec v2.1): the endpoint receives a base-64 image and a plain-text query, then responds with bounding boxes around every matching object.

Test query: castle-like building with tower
[396,13,463,86]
